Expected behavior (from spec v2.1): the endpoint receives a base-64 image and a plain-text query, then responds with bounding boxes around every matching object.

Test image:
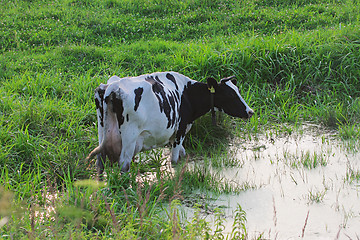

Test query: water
[184,125,360,239]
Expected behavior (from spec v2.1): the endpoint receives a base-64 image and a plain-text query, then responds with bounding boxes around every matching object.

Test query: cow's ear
[207,77,218,92]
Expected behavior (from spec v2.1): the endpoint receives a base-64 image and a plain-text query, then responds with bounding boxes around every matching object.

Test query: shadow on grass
[184,113,233,158]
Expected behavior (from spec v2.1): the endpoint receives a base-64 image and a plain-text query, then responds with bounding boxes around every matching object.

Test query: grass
[345,164,360,183]
[284,150,328,169]
[308,188,327,204]
[1,0,360,238]
[301,151,328,169]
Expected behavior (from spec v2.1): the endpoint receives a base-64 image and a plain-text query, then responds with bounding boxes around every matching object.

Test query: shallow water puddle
[185,126,360,239]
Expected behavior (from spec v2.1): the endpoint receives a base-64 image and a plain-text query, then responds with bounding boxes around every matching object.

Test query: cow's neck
[182,82,213,123]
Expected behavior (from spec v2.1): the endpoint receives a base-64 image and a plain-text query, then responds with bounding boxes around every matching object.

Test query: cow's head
[207,76,254,119]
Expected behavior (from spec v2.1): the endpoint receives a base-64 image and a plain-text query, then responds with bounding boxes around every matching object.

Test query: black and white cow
[86,72,254,174]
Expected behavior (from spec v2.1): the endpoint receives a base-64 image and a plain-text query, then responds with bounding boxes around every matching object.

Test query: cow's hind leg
[96,153,106,180]
[118,144,136,172]
[118,130,138,172]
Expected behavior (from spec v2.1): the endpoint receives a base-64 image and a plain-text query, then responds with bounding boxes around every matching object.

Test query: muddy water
[184,125,360,239]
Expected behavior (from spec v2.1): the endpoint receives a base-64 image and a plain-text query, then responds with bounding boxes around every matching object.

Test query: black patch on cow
[166,73,178,90]
[95,98,101,110]
[134,87,143,111]
[173,82,208,146]
[174,80,249,148]
[145,75,178,129]
[95,87,106,127]
[106,92,124,129]
[155,76,163,85]
[126,114,129,122]
[168,91,178,127]
[95,97,102,125]
[215,82,248,118]
[175,91,180,100]
[146,76,163,96]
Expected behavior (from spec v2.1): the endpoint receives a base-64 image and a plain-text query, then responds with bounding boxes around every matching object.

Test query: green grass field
[1,0,360,238]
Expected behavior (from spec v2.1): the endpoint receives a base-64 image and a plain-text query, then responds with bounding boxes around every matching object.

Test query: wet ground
[30,124,359,238]
[183,124,360,239]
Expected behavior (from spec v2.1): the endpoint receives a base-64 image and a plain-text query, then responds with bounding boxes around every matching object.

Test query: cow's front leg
[171,141,186,164]
[171,122,192,164]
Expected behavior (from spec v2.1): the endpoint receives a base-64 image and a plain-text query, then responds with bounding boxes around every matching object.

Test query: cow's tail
[86,86,107,162]
[85,145,103,161]
[85,90,118,162]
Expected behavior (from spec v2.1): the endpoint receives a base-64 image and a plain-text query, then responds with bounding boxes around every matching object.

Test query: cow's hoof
[179,147,186,158]
[170,157,179,165]
[120,162,130,172]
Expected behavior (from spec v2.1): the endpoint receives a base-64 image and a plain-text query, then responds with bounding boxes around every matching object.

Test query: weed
[339,123,360,140]
[308,189,327,204]
[301,151,328,169]
[210,150,243,168]
[345,166,360,183]
[285,150,328,169]
[229,204,248,239]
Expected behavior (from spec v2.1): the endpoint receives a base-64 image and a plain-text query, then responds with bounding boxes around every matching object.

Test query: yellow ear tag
[209,86,215,93]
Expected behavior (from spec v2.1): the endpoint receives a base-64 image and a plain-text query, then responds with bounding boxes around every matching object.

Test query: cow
[86,72,254,175]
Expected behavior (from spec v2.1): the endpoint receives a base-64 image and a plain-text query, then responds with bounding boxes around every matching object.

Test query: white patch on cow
[107,75,121,84]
